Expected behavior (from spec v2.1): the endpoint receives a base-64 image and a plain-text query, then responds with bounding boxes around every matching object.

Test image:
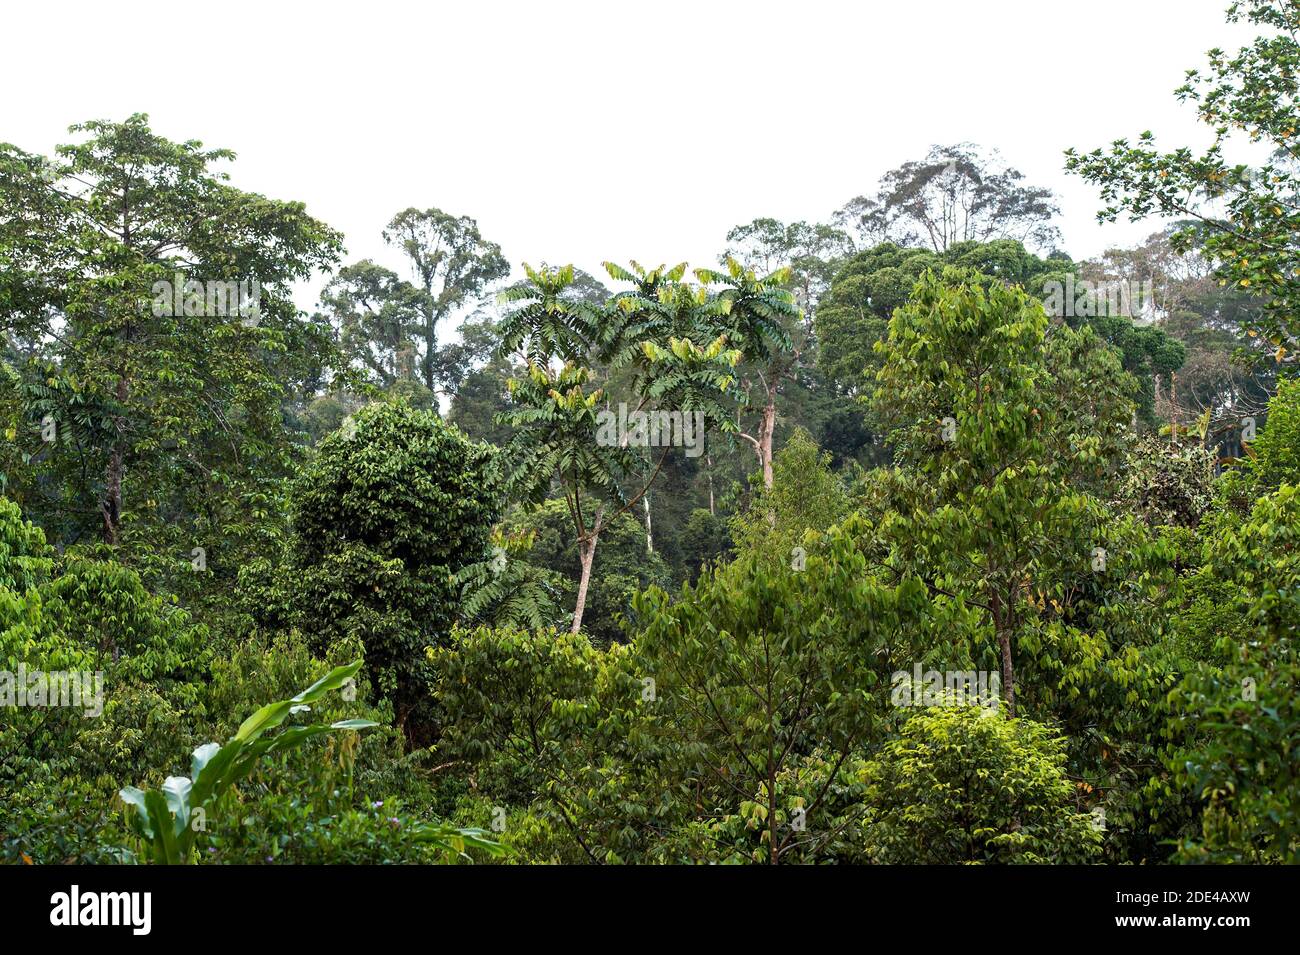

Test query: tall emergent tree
[319,260,427,386]
[383,206,509,392]
[696,258,802,488]
[836,143,1061,253]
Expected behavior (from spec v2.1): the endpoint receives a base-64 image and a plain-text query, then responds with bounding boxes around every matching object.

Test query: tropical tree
[729,427,851,568]
[268,401,498,740]
[631,520,938,864]
[452,526,569,632]
[496,360,640,633]
[383,206,509,391]
[695,258,801,488]
[871,270,1136,714]
[860,705,1101,863]
[836,143,1061,253]
[1171,479,1300,863]
[320,260,427,385]
[0,494,207,814]
[496,263,741,632]
[815,239,1070,397]
[430,624,649,862]
[0,114,344,559]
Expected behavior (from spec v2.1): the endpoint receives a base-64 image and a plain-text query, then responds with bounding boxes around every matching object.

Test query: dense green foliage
[860,706,1102,864]
[263,401,497,741]
[4,5,1299,864]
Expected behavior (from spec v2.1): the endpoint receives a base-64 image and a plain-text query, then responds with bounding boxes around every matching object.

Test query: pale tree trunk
[739,388,779,491]
[571,509,603,634]
[757,389,779,528]
[1169,372,1179,443]
[642,492,653,554]
[706,451,716,516]
[759,392,776,489]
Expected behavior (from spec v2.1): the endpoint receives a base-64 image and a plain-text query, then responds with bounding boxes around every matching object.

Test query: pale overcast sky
[3,0,1248,313]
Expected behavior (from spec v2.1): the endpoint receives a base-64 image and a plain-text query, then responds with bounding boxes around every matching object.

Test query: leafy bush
[118,661,380,864]
[729,427,851,568]
[1245,377,1300,492]
[860,705,1102,864]
[632,527,934,863]
[198,795,496,865]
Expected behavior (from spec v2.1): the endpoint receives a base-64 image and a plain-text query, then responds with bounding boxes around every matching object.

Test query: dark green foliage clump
[284,401,499,737]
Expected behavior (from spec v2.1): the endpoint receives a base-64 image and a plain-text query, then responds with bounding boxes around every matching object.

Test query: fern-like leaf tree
[694,257,800,487]
[494,263,742,633]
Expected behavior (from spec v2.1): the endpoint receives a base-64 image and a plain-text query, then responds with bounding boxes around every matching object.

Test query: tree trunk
[101,448,122,545]
[642,492,653,554]
[706,451,716,516]
[1171,372,1179,441]
[741,388,780,490]
[760,389,777,489]
[571,511,603,634]
[998,630,1015,717]
[423,307,436,391]
[768,775,779,865]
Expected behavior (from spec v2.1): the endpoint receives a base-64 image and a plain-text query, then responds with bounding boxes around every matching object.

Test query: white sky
[2,0,1249,316]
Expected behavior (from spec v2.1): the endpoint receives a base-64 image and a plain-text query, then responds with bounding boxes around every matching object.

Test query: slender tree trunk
[756,389,779,528]
[101,449,122,545]
[1169,372,1178,443]
[571,510,603,634]
[706,451,716,516]
[423,307,436,391]
[760,389,777,489]
[642,492,653,554]
[997,631,1015,717]
[768,775,779,865]
[740,387,780,490]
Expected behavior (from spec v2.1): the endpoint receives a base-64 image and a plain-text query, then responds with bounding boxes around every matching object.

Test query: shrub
[860,705,1102,864]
